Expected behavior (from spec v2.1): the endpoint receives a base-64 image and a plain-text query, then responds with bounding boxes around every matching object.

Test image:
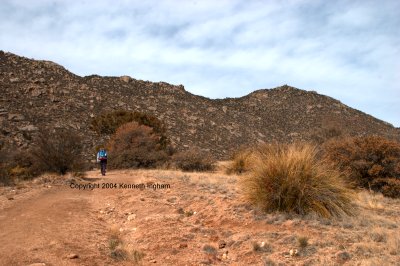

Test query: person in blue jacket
[96,148,108,176]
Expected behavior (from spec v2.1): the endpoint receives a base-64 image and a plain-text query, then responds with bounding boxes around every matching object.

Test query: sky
[1,0,399,127]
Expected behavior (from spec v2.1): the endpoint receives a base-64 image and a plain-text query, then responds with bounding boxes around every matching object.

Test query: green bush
[323,136,400,198]
[240,143,356,218]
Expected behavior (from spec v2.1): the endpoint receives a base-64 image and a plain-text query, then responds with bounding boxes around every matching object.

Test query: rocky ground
[0,166,399,265]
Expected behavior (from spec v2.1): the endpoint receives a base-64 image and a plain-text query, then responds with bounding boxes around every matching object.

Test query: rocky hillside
[1,51,399,160]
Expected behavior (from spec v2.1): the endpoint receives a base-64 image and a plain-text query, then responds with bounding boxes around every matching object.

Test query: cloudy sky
[1,0,399,126]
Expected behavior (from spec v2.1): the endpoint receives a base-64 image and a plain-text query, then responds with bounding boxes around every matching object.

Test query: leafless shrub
[31,128,86,175]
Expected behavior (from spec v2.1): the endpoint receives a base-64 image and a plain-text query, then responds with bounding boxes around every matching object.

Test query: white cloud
[0,0,399,126]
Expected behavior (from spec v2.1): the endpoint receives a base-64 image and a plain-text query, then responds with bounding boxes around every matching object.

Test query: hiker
[96,148,108,176]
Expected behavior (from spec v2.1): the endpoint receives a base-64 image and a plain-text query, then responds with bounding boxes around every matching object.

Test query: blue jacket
[97,149,107,162]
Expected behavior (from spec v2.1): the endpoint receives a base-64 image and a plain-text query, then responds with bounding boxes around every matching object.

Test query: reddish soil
[0,169,399,265]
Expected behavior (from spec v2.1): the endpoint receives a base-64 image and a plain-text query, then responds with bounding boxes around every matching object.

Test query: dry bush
[1,134,84,184]
[31,128,86,175]
[0,164,13,186]
[0,167,11,186]
[323,136,400,198]
[240,143,356,218]
[172,148,216,172]
[226,148,254,175]
[91,110,169,148]
[370,178,400,198]
[0,144,40,185]
[107,122,168,169]
[8,148,40,180]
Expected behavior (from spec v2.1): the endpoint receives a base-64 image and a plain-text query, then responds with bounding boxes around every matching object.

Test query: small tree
[107,122,168,169]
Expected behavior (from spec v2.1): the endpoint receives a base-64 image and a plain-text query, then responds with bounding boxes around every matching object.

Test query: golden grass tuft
[240,143,356,218]
[297,236,309,249]
[226,148,255,175]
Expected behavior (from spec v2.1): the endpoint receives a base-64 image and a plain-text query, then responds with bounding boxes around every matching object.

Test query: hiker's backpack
[99,149,107,161]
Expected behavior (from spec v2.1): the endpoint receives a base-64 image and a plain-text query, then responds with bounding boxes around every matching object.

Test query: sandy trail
[0,172,116,266]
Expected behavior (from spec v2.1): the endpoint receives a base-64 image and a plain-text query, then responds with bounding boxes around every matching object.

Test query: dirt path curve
[0,172,116,266]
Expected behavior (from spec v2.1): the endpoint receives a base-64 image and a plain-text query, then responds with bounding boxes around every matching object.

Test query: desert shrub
[107,122,168,169]
[370,178,400,198]
[226,148,254,175]
[31,128,85,175]
[91,110,170,150]
[0,145,39,185]
[9,149,39,179]
[172,148,216,172]
[240,143,356,218]
[323,136,400,197]
[0,164,13,186]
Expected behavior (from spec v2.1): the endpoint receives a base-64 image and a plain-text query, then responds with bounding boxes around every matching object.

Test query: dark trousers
[100,160,107,175]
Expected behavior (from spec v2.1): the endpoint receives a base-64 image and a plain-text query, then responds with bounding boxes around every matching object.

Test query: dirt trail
[1,169,400,265]
[0,172,116,266]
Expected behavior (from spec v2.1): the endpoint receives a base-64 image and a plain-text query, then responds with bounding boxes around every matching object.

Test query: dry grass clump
[107,122,168,169]
[226,148,255,175]
[324,136,400,198]
[108,229,145,263]
[297,236,309,249]
[172,148,216,172]
[240,143,356,218]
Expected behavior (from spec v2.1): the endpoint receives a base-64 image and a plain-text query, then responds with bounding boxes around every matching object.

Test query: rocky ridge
[1,51,399,160]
